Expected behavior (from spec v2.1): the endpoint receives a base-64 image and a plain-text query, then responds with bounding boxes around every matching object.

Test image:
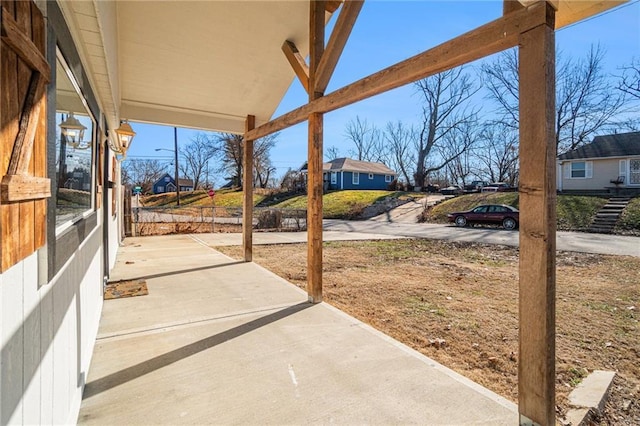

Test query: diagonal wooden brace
[7,71,45,175]
[1,6,50,82]
[1,72,50,202]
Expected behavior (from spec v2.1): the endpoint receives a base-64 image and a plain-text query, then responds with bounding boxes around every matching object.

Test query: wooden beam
[282,40,310,93]
[309,0,325,97]
[246,2,548,141]
[242,115,255,262]
[0,175,50,202]
[307,0,325,304]
[517,3,556,425]
[315,0,363,93]
[517,0,627,29]
[325,0,342,13]
[504,0,525,14]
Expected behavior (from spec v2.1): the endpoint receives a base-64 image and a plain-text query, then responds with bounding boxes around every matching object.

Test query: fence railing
[130,206,307,236]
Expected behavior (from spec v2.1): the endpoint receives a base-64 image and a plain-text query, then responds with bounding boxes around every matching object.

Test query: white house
[557,132,640,193]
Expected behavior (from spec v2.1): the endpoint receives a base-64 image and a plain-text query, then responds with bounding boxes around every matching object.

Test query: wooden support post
[307,0,325,303]
[517,3,556,425]
[243,115,255,262]
[307,111,323,303]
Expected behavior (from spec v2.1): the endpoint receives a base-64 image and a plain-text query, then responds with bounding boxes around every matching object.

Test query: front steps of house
[589,197,630,234]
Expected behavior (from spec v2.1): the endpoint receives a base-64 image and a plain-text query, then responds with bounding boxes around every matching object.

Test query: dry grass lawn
[215,239,639,425]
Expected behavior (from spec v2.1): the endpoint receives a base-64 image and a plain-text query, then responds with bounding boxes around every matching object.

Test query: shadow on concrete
[82,301,312,399]
[121,260,246,282]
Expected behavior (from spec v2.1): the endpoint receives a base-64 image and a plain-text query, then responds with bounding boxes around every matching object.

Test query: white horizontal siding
[0,226,104,425]
[560,159,620,190]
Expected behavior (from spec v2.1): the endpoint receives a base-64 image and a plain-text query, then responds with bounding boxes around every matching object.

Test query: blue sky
[126,0,640,183]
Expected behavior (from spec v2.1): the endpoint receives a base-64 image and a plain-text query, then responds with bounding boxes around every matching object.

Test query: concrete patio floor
[78,234,518,425]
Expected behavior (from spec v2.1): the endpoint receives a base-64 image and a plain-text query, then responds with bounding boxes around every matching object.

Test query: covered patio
[77,234,518,424]
[15,0,624,424]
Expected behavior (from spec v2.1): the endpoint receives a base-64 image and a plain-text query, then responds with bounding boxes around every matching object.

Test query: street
[323,219,640,257]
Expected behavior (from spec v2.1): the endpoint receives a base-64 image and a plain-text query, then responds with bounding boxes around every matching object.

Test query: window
[631,159,640,185]
[472,206,488,213]
[157,186,164,193]
[55,49,96,230]
[368,173,374,180]
[488,205,508,213]
[352,172,360,185]
[331,172,337,184]
[385,175,392,183]
[570,161,592,179]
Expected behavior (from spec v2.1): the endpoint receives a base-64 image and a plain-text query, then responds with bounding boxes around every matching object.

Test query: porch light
[59,112,87,148]
[108,120,136,158]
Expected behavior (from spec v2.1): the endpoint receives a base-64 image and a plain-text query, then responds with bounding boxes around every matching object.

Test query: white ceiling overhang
[59,0,332,135]
[117,1,325,134]
[57,0,626,137]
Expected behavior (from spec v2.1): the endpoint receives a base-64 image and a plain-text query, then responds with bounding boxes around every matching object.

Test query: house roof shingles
[322,158,396,175]
[558,132,640,160]
[153,173,194,188]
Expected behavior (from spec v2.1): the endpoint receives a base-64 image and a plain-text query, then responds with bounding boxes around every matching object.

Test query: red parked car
[447,204,519,230]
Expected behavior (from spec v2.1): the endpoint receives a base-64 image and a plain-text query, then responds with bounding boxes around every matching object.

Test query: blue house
[152,173,195,194]
[302,158,397,191]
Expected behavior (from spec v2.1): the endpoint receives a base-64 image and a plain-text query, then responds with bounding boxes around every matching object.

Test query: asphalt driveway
[323,219,640,257]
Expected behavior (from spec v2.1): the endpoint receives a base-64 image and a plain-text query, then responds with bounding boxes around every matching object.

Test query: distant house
[301,158,397,191]
[557,131,640,193]
[152,173,195,194]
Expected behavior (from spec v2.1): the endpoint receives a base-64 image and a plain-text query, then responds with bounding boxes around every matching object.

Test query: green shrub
[616,197,640,235]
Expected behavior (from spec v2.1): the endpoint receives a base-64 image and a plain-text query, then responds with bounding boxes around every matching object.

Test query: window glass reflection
[55,49,95,228]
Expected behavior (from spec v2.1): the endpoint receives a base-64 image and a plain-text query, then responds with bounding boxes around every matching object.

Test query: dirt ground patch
[215,239,639,425]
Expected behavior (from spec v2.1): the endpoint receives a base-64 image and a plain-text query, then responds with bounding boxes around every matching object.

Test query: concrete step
[588,197,630,234]
[594,216,620,221]
[589,228,615,234]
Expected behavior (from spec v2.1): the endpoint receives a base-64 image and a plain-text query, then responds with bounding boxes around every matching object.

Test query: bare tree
[413,67,479,188]
[280,167,305,192]
[344,116,384,162]
[556,46,629,153]
[216,132,278,188]
[217,133,244,187]
[179,133,218,189]
[440,121,479,188]
[481,49,519,129]
[618,57,640,100]
[482,46,629,154]
[383,121,416,185]
[476,122,519,186]
[325,145,341,161]
[254,133,278,188]
[121,159,168,194]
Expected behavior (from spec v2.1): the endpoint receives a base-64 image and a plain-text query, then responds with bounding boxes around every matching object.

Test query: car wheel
[455,216,467,227]
[503,217,517,230]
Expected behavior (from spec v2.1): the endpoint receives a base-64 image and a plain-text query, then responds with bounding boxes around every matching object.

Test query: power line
[124,155,173,160]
